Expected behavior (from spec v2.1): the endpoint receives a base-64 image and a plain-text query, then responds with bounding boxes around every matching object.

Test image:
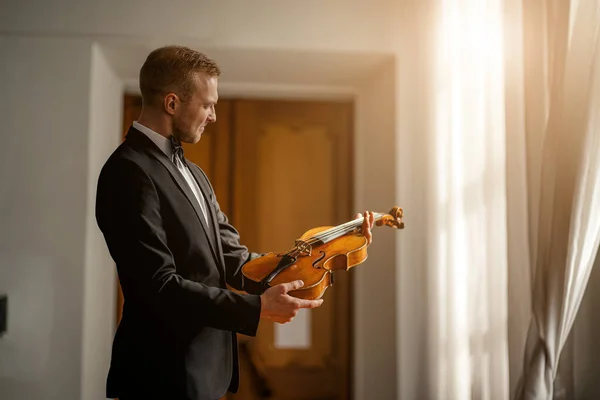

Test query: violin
[241,207,405,300]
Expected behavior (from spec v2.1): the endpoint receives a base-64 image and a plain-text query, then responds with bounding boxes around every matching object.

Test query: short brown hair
[139,45,221,106]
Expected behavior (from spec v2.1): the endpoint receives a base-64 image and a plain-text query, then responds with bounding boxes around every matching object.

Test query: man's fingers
[270,316,290,324]
[362,212,369,228]
[280,280,304,293]
[296,298,324,309]
[355,211,375,223]
[362,211,374,245]
[364,211,373,226]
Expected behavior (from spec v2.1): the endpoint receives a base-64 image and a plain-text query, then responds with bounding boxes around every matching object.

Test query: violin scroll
[376,206,405,229]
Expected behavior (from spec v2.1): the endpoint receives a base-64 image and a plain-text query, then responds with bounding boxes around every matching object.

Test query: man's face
[173,73,218,144]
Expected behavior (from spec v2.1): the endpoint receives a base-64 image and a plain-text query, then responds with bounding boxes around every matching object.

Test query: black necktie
[169,135,185,164]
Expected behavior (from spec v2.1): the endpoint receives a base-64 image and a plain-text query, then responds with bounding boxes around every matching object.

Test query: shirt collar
[133,121,172,158]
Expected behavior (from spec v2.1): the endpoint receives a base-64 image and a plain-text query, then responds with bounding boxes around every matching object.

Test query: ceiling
[99,39,394,97]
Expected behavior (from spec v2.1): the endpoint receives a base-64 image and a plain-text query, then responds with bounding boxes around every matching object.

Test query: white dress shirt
[133,121,209,226]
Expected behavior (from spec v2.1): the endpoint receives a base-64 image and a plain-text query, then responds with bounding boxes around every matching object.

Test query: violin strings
[309,212,385,244]
[287,212,389,256]
[312,222,356,243]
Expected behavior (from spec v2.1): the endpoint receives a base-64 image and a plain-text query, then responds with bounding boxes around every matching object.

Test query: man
[96,45,375,400]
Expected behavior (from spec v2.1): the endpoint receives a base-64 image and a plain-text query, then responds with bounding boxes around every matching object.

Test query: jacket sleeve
[95,158,261,336]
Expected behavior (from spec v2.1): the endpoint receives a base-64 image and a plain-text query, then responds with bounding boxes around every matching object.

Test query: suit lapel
[125,128,221,266]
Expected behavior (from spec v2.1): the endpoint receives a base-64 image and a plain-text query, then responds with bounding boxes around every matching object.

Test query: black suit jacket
[96,127,262,400]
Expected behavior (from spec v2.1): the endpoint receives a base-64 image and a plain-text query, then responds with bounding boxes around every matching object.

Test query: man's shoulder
[103,140,151,169]
[99,141,153,183]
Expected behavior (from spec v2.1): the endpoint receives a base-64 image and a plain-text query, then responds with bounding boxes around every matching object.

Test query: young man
[95,45,374,400]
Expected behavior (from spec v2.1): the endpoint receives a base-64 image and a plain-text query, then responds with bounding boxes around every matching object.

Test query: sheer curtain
[397,0,600,398]
[515,0,600,398]
[427,0,510,398]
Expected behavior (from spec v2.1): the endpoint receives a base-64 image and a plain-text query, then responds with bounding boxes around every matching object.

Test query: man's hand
[260,280,323,324]
[354,211,375,245]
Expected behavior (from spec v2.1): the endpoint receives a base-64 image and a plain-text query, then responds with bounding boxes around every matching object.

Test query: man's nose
[208,106,217,123]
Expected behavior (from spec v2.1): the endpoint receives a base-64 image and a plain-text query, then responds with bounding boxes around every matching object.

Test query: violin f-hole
[312,251,326,269]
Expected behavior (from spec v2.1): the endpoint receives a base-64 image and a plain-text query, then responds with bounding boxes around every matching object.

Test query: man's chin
[188,135,201,144]
[194,126,205,142]
[182,130,203,144]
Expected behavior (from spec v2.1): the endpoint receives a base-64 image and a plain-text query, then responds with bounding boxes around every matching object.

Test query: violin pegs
[375,206,405,229]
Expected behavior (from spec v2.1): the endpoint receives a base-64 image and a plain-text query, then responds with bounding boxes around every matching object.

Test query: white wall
[0,36,121,400]
[394,3,436,398]
[354,59,398,400]
[81,43,122,400]
[0,36,92,400]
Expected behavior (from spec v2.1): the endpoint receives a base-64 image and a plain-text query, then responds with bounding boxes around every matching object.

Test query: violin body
[241,207,405,300]
[242,227,368,300]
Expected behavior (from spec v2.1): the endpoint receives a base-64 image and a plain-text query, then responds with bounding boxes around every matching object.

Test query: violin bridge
[294,239,312,256]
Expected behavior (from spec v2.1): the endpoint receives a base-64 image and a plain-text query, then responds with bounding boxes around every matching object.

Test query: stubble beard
[173,117,200,144]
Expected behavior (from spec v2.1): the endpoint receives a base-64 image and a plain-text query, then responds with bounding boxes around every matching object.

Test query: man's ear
[164,93,179,115]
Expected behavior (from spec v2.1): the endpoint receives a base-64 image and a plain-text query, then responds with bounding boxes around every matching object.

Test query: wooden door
[230,99,354,400]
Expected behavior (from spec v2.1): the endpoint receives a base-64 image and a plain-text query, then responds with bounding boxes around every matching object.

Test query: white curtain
[427,0,510,398]
[396,0,600,398]
[515,0,600,398]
